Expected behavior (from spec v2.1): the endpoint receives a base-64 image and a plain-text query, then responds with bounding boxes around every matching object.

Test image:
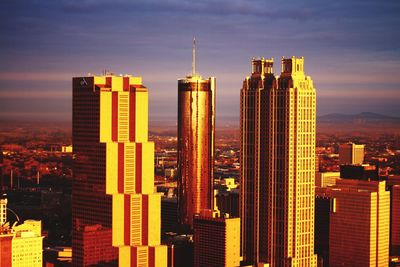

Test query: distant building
[220,178,237,191]
[164,168,176,178]
[1,199,7,226]
[193,209,240,267]
[339,143,365,165]
[340,164,379,181]
[43,246,72,267]
[161,196,178,233]
[164,234,194,267]
[390,177,400,256]
[315,172,340,187]
[215,189,239,218]
[0,200,44,267]
[61,145,73,153]
[73,224,115,266]
[329,180,390,267]
[0,149,4,190]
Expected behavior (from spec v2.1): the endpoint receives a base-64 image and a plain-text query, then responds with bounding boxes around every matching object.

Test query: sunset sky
[1,0,399,123]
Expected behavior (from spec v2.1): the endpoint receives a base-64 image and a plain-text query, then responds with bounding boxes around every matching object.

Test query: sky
[0,0,399,123]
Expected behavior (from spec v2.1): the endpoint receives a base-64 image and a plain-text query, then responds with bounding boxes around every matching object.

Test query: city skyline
[1,0,400,121]
[0,1,399,266]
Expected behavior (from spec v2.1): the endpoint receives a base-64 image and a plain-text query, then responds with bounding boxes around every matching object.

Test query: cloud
[0,90,70,99]
[0,72,70,82]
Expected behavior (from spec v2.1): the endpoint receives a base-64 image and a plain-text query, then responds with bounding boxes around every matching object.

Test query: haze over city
[1,0,400,122]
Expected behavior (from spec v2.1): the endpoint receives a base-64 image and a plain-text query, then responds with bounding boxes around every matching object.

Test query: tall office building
[339,142,365,165]
[193,209,241,267]
[178,39,215,228]
[73,75,167,266]
[329,179,390,267]
[241,57,317,266]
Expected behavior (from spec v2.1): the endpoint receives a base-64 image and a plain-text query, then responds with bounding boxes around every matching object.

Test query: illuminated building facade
[193,209,240,267]
[329,179,390,267]
[178,40,215,228]
[0,201,44,267]
[241,57,317,266]
[73,75,167,266]
[11,220,43,267]
[339,143,365,165]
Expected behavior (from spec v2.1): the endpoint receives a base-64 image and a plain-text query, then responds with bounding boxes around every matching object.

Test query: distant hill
[317,112,400,123]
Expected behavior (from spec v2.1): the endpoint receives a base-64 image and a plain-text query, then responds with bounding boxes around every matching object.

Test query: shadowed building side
[240,57,275,265]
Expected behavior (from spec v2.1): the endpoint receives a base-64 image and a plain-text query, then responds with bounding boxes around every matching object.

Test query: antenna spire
[192,37,196,76]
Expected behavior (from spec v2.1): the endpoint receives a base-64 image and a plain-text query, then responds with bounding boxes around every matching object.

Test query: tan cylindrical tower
[177,72,215,228]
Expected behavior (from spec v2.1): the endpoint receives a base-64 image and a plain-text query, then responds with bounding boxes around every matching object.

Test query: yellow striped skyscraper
[72,75,167,267]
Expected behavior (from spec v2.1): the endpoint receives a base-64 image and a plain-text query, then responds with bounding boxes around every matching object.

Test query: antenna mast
[192,37,196,76]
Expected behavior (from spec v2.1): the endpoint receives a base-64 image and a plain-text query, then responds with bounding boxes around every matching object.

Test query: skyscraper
[240,57,317,266]
[72,75,167,266]
[178,39,215,228]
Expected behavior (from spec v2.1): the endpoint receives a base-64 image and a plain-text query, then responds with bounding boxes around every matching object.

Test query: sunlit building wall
[315,172,340,187]
[241,57,317,266]
[177,48,215,228]
[193,209,240,267]
[329,179,390,267]
[72,75,167,267]
[11,229,43,267]
[0,202,44,267]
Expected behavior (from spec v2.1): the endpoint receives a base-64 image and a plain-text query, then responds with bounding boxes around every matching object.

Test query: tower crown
[251,57,274,76]
[281,56,304,75]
